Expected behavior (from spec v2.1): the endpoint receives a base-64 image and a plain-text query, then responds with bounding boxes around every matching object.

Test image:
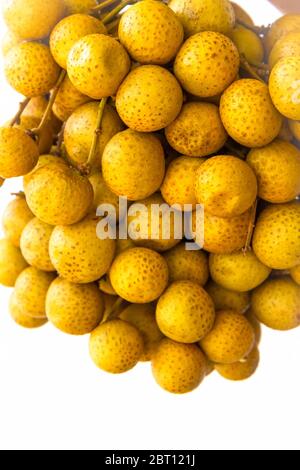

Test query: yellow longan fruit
[64,0,98,14]
[269,32,300,70]
[88,172,120,217]
[20,218,55,272]
[265,14,300,54]
[53,75,91,122]
[269,57,300,121]
[1,30,22,56]
[289,120,300,142]
[290,265,300,285]
[246,309,262,345]
[0,127,39,179]
[0,239,28,287]
[215,346,260,381]
[115,238,136,256]
[23,154,67,191]
[2,196,33,247]
[231,25,264,66]
[9,292,47,329]
[164,243,209,286]
[232,3,254,27]
[206,281,250,314]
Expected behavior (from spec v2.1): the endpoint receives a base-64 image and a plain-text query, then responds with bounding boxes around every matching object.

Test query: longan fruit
[246,310,262,345]
[18,115,54,156]
[164,243,209,286]
[53,75,91,122]
[206,281,250,314]
[115,238,136,256]
[23,154,67,191]
[64,0,98,14]
[290,265,300,286]
[269,57,300,121]
[215,346,260,381]
[265,14,300,54]
[0,239,28,287]
[269,32,300,69]
[2,196,33,247]
[1,30,21,56]
[88,172,120,217]
[0,127,39,179]
[9,292,47,329]
[231,25,264,66]
[232,3,254,27]
[20,218,55,272]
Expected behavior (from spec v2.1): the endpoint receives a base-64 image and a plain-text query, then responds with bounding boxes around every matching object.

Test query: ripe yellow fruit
[64,0,98,14]
[53,75,91,123]
[220,79,283,147]
[156,280,215,343]
[115,238,135,256]
[209,251,271,293]
[23,154,67,191]
[174,32,239,98]
[200,310,255,364]
[4,42,60,97]
[165,103,227,157]
[247,139,300,203]
[89,319,144,373]
[290,266,300,285]
[232,3,254,26]
[9,292,47,329]
[265,14,300,54]
[1,30,21,56]
[88,172,120,217]
[0,239,28,287]
[206,281,250,314]
[46,277,104,335]
[110,247,169,303]
[152,339,207,394]
[269,57,300,121]
[252,277,300,331]
[195,156,257,218]
[2,197,33,247]
[215,346,260,381]
[253,202,300,270]
[269,32,300,70]
[67,34,131,99]
[49,218,116,283]
[116,65,183,133]
[164,243,209,286]
[289,120,300,141]
[102,129,165,201]
[20,218,55,272]
[231,25,264,66]
[0,127,39,179]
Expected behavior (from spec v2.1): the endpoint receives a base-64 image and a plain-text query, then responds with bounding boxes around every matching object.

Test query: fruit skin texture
[0,239,28,287]
[9,292,47,329]
[110,247,169,304]
[116,65,183,133]
[46,278,104,335]
[220,79,283,148]
[195,156,257,218]
[49,218,116,284]
[4,42,60,98]
[102,129,165,201]
[152,339,207,394]
[209,251,271,293]
[200,310,255,364]
[290,266,300,285]
[0,127,39,179]
[289,120,300,141]
[20,218,55,272]
[247,139,300,204]
[231,26,264,67]
[206,281,250,314]
[165,102,227,157]
[253,203,300,270]
[269,32,300,70]
[89,319,144,374]
[67,34,131,99]
[2,197,33,247]
[53,76,91,122]
[156,280,215,343]
[64,0,98,14]
[174,32,239,98]
[215,346,260,381]
[88,172,120,217]
[23,154,67,191]
[164,243,209,286]
[269,57,300,121]
[265,14,300,54]
[252,278,300,331]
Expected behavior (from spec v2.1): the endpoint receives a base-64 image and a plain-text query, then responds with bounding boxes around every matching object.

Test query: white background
[0,0,299,451]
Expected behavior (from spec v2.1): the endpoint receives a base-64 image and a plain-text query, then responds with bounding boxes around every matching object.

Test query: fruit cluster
[0,0,300,394]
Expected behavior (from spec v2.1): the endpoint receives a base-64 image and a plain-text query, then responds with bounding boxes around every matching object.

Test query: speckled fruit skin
[164,243,209,286]
[4,42,60,98]
[116,65,183,133]
[152,339,207,394]
[209,251,271,293]
[220,79,283,148]
[290,266,300,285]
[215,346,260,381]
[20,218,55,272]
[88,172,120,216]
[247,139,300,204]
[289,120,300,141]
[110,247,169,304]
[64,0,98,14]
[200,310,255,364]
[269,32,300,70]
[169,0,235,37]
[25,163,94,226]
[46,278,104,335]
[90,319,144,374]
[253,203,300,270]
[120,303,164,362]
[265,14,300,54]
[2,0,64,40]
[102,129,165,201]
[252,278,300,331]
[0,239,28,287]
[0,127,39,179]
[49,218,116,284]
[9,292,47,329]
[231,3,254,27]
[165,102,227,157]
[195,156,257,218]
[231,26,264,67]
[174,32,239,98]
[67,34,131,99]
[206,281,250,314]
[2,197,33,247]
[269,57,300,121]
[1,30,21,56]
[156,280,215,343]
[23,154,67,191]
[53,76,91,122]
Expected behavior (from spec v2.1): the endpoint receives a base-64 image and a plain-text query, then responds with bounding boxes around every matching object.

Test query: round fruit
[290,265,300,285]
[269,32,300,70]
[206,281,250,313]
[88,172,120,216]
[165,102,227,157]
[265,14,300,54]
[53,75,91,122]
[231,25,264,66]
[289,120,300,141]
[2,196,33,247]
[269,57,300,120]
[116,65,183,132]
[174,32,239,98]
[64,0,98,14]
[1,30,21,56]
[23,154,67,190]
[20,218,55,272]
[110,247,169,303]
[9,292,47,329]
[115,238,135,256]
[0,127,39,179]
[246,310,262,345]
[89,319,144,373]
[232,2,254,26]
[220,79,283,147]
[164,243,209,285]
[0,239,28,287]
[215,346,260,381]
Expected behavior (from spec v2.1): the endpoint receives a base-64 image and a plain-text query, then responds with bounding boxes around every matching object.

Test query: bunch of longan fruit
[0,0,299,394]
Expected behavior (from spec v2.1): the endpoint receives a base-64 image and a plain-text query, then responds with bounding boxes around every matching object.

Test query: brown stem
[240,55,266,83]
[85,97,108,171]
[91,0,119,12]
[0,178,5,188]
[243,199,258,253]
[55,122,66,156]
[11,191,25,198]
[102,0,133,25]
[102,297,127,323]
[9,98,30,127]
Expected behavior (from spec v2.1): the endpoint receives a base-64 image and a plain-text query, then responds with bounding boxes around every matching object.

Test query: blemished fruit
[110,247,169,303]
[67,34,131,99]
[53,75,91,122]
[290,266,300,285]
[88,172,120,217]
[152,339,207,394]
[269,57,300,121]
[215,346,260,381]
[46,278,104,335]
[116,65,183,133]
[165,102,227,157]
[289,120,300,141]
[247,139,300,203]
[269,32,300,70]
[253,203,300,270]
[164,243,209,286]
[200,310,255,364]
[64,0,98,14]
[220,79,283,148]
[232,2,254,26]
[206,281,250,314]
[4,42,60,98]
[0,239,28,287]
[156,280,215,343]
[231,25,264,66]
[9,292,48,329]
[119,0,184,65]
[252,278,300,331]
[89,319,144,373]
[209,251,271,293]
[102,129,165,201]
[0,127,39,179]
[2,197,33,247]
[195,156,257,218]
[120,303,164,362]
[49,218,116,284]
[20,218,55,272]
[265,14,300,54]
[1,30,21,56]
[174,32,239,98]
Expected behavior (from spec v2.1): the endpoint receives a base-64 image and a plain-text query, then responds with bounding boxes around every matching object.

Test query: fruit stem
[243,199,258,253]
[10,191,25,198]
[103,297,127,323]
[86,97,108,170]
[9,98,30,127]
[91,0,119,12]
[240,55,266,83]
[102,0,134,25]
[106,17,121,32]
